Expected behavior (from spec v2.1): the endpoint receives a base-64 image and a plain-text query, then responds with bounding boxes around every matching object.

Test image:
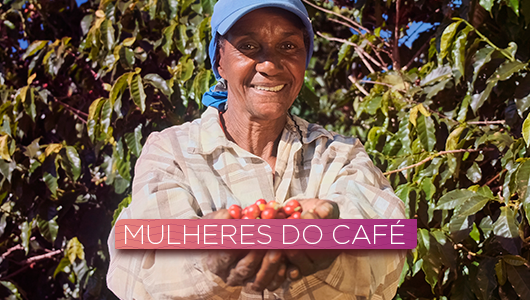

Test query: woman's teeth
[254,85,285,92]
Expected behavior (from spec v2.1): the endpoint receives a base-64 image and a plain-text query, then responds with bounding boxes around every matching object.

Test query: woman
[107,0,406,299]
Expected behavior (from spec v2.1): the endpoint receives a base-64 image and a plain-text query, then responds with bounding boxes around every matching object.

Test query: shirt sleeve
[284,136,406,300]
[106,131,242,300]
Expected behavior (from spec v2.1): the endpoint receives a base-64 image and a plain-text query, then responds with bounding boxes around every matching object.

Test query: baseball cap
[208,0,315,80]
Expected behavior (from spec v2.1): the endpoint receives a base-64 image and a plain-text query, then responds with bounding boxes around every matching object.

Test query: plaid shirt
[107,107,406,300]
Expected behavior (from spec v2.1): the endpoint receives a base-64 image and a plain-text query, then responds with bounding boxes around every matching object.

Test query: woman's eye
[240,44,256,50]
[282,43,296,50]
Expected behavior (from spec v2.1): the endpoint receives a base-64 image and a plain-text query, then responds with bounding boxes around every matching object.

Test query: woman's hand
[297,198,340,219]
[203,209,290,291]
[284,199,341,279]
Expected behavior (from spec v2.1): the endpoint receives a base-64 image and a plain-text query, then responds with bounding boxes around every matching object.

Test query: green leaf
[503,255,529,266]
[506,0,519,16]
[0,135,11,161]
[21,86,36,122]
[0,213,6,237]
[124,123,143,157]
[496,259,507,286]
[42,154,58,196]
[470,81,494,114]
[144,74,172,97]
[100,19,115,51]
[60,146,81,181]
[493,206,519,240]
[87,98,106,142]
[466,162,482,183]
[53,256,71,279]
[118,46,135,70]
[23,40,48,60]
[455,195,490,217]
[416,114,436,152]
[112,195,132,226]
[37,215,59,243]
[446,125,465,150]
[440,21,462,60]
[19,221,31,255]
[109,74,129,107]
[201,0,214,15]
[100,99,112,136]
[436,189,476,210]
[192,69,211,105]
[176,56,194,82]
[488,61,527,83]
[452,28,470,82]
[476,258,498,300]
[66,237,85,264]
[161,23,177,56]
[0,281,22,300]
[523,115,530,148]
[129,74,146,113]
[506,264,530,299]
[479,0,494,11]
[515,94,530,118]
[515,160,530,224]
[471,46,494,87]
[421,65,452,86]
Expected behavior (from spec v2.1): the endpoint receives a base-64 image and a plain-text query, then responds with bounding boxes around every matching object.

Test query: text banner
[115,219,416,249]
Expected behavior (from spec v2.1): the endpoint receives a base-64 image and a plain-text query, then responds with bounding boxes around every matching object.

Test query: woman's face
[218,8,307,121]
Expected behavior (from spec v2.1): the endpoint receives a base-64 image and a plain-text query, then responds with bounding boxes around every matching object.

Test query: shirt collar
[188,106,334,155]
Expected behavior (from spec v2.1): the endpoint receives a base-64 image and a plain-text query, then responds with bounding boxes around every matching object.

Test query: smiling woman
[106,0,406,299]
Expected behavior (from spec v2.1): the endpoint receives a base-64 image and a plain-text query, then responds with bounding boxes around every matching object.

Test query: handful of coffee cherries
[228,199,303,219]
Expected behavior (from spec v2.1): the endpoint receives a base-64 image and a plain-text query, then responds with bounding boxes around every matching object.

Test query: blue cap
[209,0,314,80]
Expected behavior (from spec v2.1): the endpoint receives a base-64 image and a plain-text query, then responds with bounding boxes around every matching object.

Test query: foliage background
[0,0,529,298]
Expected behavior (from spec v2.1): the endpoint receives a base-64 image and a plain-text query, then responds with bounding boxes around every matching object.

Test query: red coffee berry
[246,204,261,219]
[228,204,242,219]
[261,208,277,219]
[288,211,302,219]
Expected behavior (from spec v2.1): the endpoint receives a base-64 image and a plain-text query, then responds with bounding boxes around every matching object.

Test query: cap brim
[216,2,313,37]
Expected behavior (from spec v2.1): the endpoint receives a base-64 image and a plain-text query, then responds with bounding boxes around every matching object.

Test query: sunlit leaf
[0,135,11,161]
[18,221,31,255]
[66,237,85,264]
[144,74,172,97]
[440,21,462,60]
[112,195,132,226]
[515,160,530,224]
[417,114,436,152]
[22,40,48,60]
[124,123,143,158]
[100,19,115,51]
[53,256,71,279]
[129,74,146,113]
[523,115,530,147]
[488,61,527,83]
[466,162,482,183]
[60,146,81,181]
[479,0,494,11]
[37,215,59,243]
[42,154,58,196]
[470,81,494,114]
[109,73,129,107]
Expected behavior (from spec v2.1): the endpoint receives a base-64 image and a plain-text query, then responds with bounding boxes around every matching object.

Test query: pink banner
[115,219,416,249]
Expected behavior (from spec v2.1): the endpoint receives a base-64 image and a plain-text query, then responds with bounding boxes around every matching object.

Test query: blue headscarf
[202,0,315,110]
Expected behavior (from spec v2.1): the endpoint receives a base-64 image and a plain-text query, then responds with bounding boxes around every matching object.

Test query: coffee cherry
[288,211,302,219]
[228,204,242,219]
[261,208,277,219]
[246,204,261,219]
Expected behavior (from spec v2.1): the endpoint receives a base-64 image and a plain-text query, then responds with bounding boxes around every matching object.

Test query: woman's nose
[255,50,283,76]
